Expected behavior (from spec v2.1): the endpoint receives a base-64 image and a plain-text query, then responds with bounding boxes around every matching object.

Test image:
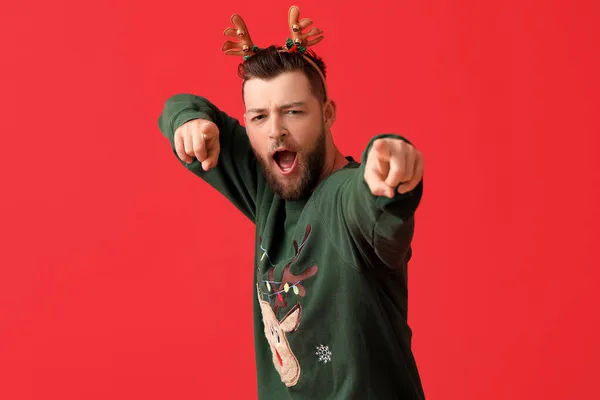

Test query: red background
[1,0,599,398]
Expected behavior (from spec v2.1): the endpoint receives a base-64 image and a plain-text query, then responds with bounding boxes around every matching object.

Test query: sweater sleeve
[158,93,260,223]
[341,134,424,270]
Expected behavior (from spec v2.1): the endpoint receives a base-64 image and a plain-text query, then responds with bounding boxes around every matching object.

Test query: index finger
[192,130,207,162]
[199,121,219,141]
[364,152,395,198]
[370,139,392,163]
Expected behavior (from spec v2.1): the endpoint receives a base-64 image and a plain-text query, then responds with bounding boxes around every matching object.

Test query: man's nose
[267,114,288,140]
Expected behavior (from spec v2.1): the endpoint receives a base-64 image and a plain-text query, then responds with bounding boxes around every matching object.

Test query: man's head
[240,46,337,201]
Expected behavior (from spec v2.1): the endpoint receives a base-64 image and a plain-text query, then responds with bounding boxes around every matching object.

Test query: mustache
[269,143,298,153]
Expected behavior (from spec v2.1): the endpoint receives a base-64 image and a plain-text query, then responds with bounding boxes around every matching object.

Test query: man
[158,8,425,399]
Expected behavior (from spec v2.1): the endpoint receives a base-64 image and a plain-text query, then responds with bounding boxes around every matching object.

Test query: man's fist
[364,138,424,198]
[174,119,220,171]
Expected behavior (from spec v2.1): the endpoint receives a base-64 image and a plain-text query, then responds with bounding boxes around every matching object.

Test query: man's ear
[324,99,337,128]
[243,112,247,125]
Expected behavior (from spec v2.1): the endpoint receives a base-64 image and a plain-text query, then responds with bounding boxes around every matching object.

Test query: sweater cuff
[171,108,213,134]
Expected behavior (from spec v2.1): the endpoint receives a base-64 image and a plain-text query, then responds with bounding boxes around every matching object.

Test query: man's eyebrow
[246,102,307,114]
[280,101,307,109]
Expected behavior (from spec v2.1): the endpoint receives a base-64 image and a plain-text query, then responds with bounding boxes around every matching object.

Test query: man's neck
[318,147,349,184]
[332,148,350,171]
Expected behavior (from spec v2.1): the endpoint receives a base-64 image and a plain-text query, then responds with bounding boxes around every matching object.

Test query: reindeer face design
[257,224,318,387]
[259,300,302,387]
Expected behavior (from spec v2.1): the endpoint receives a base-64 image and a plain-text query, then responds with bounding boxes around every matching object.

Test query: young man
[158,8,425,399]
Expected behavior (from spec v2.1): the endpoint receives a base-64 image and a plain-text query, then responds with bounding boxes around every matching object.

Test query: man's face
[244,71,327,201]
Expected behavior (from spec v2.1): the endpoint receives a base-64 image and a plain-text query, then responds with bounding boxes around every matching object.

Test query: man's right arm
[158,93,260,223]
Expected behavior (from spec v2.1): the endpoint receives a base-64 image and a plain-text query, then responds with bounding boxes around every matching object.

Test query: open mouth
[273,150,298,175]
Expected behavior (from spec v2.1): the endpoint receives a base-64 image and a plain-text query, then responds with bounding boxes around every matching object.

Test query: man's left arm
[341,134,424,270]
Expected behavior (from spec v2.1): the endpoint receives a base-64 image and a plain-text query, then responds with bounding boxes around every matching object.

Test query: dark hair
[238,45,328,103]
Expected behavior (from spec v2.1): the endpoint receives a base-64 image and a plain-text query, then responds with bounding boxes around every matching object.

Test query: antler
[287,5,324,47]
[282,6,328,99]
[221,14,257,57]
[267,225,318,312]
[293,225,311,256]
[270,264,318,312]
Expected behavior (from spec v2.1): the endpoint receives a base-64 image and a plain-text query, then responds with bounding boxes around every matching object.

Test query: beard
[253,126,327,201]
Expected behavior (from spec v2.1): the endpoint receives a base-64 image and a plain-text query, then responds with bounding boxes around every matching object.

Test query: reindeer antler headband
[221,5,327,98]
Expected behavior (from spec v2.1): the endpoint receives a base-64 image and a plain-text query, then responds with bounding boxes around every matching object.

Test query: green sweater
[158,94,425,399]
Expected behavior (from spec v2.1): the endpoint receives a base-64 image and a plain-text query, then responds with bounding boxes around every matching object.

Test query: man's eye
[253,115,265,121]
[287,110,301,115]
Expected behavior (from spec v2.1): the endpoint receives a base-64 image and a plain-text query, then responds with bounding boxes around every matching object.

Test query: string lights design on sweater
[259,234,308,269]
[259,239,309,298]
[258,225,319,313]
